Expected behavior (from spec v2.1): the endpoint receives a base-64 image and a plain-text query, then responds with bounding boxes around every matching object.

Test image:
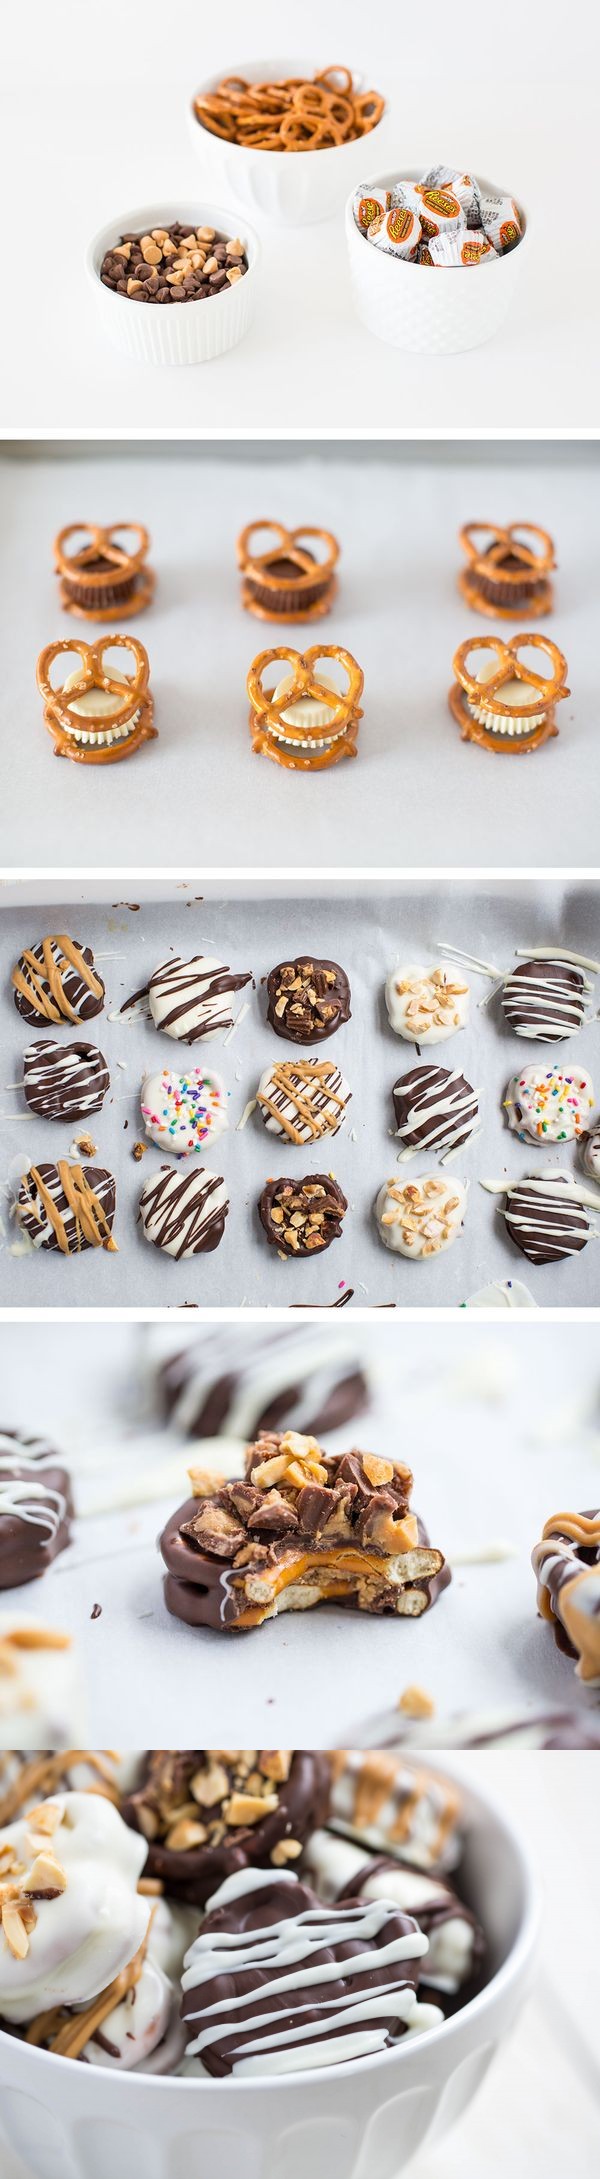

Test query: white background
[1,1316,600,1748]
[0,0,599,430]
[2,443,599,869]
[2,879,600,1308]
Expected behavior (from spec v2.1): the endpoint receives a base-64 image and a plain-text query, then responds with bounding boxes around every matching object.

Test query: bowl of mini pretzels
[189,59,388,226]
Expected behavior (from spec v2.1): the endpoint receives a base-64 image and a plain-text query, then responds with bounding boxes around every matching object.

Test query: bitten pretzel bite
[160,1430,449,1632]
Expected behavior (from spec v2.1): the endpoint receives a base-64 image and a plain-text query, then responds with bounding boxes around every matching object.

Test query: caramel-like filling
[228,1540,435,1628]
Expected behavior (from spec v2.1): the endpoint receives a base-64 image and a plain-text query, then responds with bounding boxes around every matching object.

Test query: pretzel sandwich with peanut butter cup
[449,633,569,754]
[247,644,364,769]
[36,636,156,763]
[237,522,340,622]
[54,524,155,621]
[458,522,555,620]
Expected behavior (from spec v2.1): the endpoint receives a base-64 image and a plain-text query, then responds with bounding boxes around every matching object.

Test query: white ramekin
[0,1772,539,2179]
[345,171,529,353]
[188,59,389,227]
[85,203,260,367]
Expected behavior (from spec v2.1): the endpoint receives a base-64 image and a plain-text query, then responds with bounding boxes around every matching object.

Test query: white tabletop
[1,0,599,432]
[1,1315,600,1748]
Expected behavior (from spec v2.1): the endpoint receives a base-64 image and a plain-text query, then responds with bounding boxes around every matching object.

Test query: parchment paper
[1,878,599,1307]
[1,445,598,869]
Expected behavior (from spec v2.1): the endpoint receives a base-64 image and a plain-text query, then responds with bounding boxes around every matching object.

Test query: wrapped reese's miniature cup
[477,191,523,253]
[353,187,391,236]
[369,200,422,257]
[429,229,496,267]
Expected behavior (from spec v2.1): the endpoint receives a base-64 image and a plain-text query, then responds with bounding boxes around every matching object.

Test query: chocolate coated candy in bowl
[121,1749,330,1904]
[181,1868,435,2074]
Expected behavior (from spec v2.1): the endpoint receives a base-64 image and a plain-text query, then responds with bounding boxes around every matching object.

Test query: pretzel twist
[459,522,555,582]
[54,523,150,579]
[452,633,569,719]
[238,522,339,588]
[36,636,157,764]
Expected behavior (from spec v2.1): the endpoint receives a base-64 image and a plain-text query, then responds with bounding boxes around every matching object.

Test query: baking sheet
[1,879,599,1307]
[0,1317,599,1748]
[1,445,599,870]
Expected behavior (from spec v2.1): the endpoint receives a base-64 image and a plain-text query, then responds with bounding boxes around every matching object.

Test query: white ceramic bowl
[188,59,389,227]
[345,170,529,353]
[0,1771,539,2179]
[85,203,260,367]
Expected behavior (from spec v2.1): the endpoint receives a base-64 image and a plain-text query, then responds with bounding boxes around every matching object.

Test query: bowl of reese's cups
[189,58,388,226]
[345,164,529,353]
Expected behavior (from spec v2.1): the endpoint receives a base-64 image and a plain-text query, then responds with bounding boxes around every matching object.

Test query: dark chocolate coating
[121,1749,330,1905]
[0,1455,73,1588]
[16,1162,116,1254]
[338,1853,485,2010]
[259,1173,347,1257]
[392,1064,479,1156]
[181,1874,424,2075]
[501,958,587,1041]
[22,1041,110,1121]
[267,956,351,1044]
[503,1177,590,1264]
[160,1438,448,1634]
[13,939,105,1026]
[155,1331,369,1440]
[138,1166,228,1258]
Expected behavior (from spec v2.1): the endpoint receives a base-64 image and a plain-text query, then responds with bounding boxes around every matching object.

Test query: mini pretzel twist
[453,633,569,719]
[54,523,150,579]
[238,522,339,587]
[37,635,149,725]
[459,522,556,581]
[247,643,363,739]
[193,68,384,150]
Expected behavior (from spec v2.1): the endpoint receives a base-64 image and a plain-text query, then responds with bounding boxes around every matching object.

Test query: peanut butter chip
[397,1685,435,1719]
[270,1838,303,1865]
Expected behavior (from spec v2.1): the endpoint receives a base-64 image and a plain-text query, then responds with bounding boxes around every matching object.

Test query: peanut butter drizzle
[258,1061,347,1143]
[28,1162,117,1252]
[25,1911,155,2060]
[12,937,103,1026]
[542,1511,600,1546]
[0,1752,119,1827]
[331,1752,460,1857]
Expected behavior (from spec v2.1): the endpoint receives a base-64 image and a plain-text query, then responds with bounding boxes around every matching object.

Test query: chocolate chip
[99,224,249,306]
